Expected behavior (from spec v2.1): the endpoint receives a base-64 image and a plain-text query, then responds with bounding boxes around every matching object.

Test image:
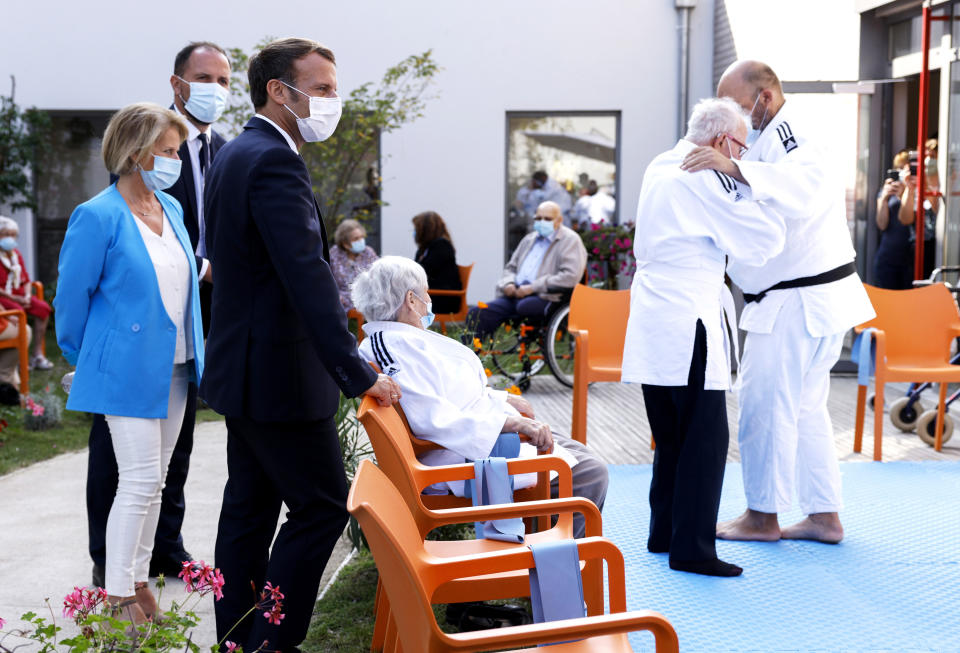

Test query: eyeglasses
[721,132,749,157]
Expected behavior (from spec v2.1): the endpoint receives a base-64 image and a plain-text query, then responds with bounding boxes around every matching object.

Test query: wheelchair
[484,287,577,391]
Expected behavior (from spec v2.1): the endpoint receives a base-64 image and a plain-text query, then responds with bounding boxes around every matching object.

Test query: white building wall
[0,0,716,300]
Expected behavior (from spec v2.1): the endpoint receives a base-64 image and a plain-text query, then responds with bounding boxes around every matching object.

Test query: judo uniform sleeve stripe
[370,331,387,369]
[777,122,798,154]
[713,170,733,193]
[377,331,395,365]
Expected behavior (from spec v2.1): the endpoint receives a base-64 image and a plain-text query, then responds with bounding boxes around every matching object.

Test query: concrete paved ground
[1,373,954,650]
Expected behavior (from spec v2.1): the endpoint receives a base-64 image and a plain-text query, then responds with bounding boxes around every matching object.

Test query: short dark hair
[248,38,336,110]
[173,41,228,77]
[532,171,548,183]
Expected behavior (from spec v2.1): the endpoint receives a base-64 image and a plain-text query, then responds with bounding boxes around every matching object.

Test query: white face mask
[279,80,342,143]
[176,75,229,124]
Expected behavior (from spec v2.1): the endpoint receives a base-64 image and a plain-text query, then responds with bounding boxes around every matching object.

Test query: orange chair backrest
[567,285,631,365]
[357,395,438,536]
[348,460,443,653]
[860,284,960,364]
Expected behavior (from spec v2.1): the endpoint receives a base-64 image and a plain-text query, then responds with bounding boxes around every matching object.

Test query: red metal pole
[916,4,931,281]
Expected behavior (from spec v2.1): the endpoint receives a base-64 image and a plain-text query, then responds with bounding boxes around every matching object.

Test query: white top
[621,139,786,390]
[728,101,875,336]
[173,108,211,279]
[132,212,194,363]
[358,320,578,497]
[254,114,298,153]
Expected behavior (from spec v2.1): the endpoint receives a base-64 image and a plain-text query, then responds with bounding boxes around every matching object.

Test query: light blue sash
[528,539,586,645]
[851,328,878,386]
[464,432,524,542]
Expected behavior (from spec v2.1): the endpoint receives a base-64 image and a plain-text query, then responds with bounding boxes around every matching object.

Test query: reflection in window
[505,112,620,258]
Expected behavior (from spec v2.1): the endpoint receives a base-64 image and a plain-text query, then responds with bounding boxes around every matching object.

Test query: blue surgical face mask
[176,75,229,124]
[533,220,555,238]
[0,237,17,252]
[350,238,366,254]
[413,292,435,329]
[139,155,182,192]
[745,90,769,146]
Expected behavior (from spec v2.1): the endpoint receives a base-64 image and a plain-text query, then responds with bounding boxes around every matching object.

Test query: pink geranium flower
[263,606,285,626]
[0,616,6,630]
[225,641,239,652]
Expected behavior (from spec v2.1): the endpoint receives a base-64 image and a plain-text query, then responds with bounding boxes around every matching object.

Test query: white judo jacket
[728,101,875,336]
[358,321,578,496]
[621,139,787,390]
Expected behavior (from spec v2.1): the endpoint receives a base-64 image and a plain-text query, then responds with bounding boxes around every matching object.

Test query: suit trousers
[87,384,197,569]
[468,295,556,340]
[641,320,728,563]
[214,414,350,653]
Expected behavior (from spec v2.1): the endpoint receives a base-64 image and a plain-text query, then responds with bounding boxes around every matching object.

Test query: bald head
[717,60,784,131]
[536,201,563,229]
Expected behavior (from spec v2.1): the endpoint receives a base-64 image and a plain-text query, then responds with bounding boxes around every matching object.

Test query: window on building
[504,112,620,258]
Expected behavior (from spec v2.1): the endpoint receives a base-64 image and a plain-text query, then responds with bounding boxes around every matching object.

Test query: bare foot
[716,509,781,541]
[781,512,843,544]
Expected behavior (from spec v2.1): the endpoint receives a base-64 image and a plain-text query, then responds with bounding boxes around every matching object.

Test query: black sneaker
[149,549,194,578]
[91,563,105,588]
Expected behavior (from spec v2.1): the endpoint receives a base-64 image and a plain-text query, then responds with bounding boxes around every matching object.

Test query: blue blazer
[54,184,205,418]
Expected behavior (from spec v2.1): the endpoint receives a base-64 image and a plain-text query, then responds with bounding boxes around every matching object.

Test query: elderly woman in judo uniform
[351,256,607,538]
[622,97,787,577]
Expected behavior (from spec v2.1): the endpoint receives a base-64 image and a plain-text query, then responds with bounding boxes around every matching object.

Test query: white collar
[254,114,298,153]
[174,105,208,143]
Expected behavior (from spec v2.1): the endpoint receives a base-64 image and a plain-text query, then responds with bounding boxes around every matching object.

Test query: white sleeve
[735,141,825,220]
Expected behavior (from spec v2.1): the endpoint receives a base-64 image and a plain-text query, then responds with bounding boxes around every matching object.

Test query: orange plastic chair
[348,308,366,342]
[358,396,605,651]
[0,309,30,395]
[428,263,473,335]
[349,460,679,653]
[31,281,45,357]
[854,283,960,459]
[566,285,631,444]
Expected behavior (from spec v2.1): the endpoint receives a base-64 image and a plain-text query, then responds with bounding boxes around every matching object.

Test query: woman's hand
[506,394,535,418]
[503,415,554,452]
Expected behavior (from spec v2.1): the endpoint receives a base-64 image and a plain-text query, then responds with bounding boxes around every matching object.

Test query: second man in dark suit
[201,38,400,652]
[85,41,231,586]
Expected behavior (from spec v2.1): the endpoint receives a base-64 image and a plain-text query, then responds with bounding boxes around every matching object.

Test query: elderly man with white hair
[621,97,786,577]
[352,255,608,538]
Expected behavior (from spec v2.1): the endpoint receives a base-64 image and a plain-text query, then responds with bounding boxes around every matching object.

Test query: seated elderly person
[468,200,587,340]
[352,256,607,538]
[329,218,379,310]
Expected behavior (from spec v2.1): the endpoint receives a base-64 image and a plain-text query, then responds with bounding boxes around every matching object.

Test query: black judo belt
[743,262,856,304]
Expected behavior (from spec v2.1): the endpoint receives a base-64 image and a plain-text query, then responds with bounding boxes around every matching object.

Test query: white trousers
[738,293,844,515]
[104,364,189,596]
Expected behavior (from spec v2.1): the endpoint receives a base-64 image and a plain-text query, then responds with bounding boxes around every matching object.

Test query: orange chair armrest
[870,328,887,367]
[429,496,602,537]
[417,455,573,497]
[434,537,623,604]
[413,432,554,455]
[426,289,464,297]
[948,325,960,338]
[443,610,678,652]
[0,309,26,320]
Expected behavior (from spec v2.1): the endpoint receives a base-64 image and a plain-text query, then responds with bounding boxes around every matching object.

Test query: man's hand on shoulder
[680,146,742,180]
[364,373,402,407]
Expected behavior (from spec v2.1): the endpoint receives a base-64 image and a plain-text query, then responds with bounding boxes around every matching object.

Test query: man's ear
[265,79,287,106]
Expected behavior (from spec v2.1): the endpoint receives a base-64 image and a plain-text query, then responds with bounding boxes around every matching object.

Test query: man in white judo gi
[622,97,786,576]
[682,60,875,543]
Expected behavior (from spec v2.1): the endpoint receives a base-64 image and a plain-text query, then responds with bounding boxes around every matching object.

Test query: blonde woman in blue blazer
[54,103,204,623]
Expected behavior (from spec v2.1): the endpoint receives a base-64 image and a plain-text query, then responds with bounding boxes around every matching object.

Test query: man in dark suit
[86,41,231,586]
[202,38,400,652]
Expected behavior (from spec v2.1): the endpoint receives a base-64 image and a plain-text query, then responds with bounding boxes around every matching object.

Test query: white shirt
[173,108,211,280]
[728,101,875,336]
[132,212,194,363]
[358,320,578,496]
[254,114,298,153]
[621,139,786,390]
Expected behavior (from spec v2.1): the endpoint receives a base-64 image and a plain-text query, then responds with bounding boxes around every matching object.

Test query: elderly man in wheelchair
[467,199,587,388]
[352,256,607,538]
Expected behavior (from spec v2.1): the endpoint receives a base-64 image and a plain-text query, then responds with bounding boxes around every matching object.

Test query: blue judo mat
[604,462,960,652]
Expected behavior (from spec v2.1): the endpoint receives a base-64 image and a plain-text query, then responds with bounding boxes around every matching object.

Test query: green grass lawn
[0,330,223,477]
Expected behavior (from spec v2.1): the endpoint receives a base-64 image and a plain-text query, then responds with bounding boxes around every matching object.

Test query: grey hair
[0,216,18,233]
[334,218,364,249]
[351,255,428,322]
[684,97,749,146]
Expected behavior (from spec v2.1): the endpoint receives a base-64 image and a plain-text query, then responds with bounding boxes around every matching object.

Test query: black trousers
[86,382,197,568]
[641,320,728,562]
[214,414,349,652]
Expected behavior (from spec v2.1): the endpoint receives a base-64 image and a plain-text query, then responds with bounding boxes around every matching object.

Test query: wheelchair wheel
[488,324,544,385]
[916,410,955,447]
[544,304,575,388]
[889,396,924,432]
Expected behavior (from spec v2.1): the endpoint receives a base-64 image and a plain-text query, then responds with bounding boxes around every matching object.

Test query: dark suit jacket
[166,124,226,272]
[415,237,462,314]
[200,116,377,422]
